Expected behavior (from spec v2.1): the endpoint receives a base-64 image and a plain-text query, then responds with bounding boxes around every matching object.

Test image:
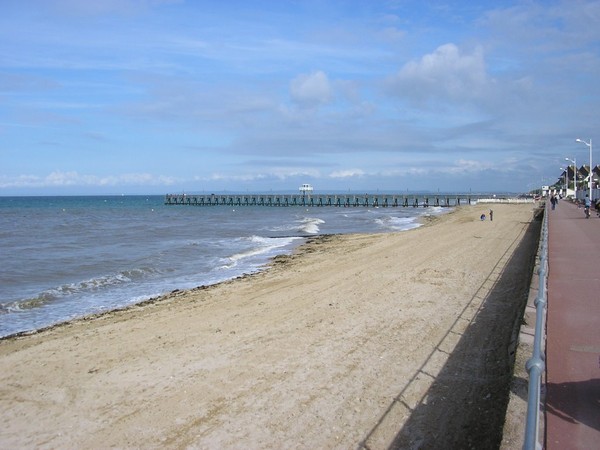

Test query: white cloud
[200,168,322,183]
[329,169,365,179]
[0,171,177,188]
[202,173,268,182]
[290,71,333,108]
[387,43,490,104]
[446,159,494,174]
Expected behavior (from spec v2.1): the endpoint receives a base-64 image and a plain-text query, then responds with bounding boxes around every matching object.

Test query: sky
[1,0,600,195]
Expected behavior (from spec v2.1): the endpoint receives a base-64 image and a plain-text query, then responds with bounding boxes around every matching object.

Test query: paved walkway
[546,200,600,449]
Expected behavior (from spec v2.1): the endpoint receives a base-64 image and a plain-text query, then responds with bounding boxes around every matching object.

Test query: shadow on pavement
[546,378,600,432]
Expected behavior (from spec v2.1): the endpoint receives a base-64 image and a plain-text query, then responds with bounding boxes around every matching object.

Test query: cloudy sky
[1,0,599,195]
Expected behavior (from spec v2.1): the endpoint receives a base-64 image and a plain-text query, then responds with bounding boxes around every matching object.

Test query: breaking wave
[5,267,159,312]
[220,235,300,269]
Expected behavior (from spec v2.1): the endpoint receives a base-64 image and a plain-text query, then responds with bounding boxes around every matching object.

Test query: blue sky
[1,0,599,195]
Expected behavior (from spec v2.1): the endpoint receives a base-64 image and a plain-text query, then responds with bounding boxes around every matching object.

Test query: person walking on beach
[489,209,494,221]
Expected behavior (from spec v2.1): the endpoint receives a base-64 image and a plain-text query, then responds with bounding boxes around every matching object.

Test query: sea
[0,195,449,338]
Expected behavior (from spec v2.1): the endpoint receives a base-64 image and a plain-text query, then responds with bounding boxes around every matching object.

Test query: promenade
[546,200,600,449]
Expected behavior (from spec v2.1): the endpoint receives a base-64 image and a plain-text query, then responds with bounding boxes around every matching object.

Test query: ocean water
[0,195,448,338]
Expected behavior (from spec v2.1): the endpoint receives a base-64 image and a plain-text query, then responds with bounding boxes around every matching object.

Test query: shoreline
[0,209,444,342]
[0,203,541,448]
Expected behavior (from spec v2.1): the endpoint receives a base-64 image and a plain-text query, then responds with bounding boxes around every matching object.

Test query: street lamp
[576,138,592,194]
[566,157,577,199]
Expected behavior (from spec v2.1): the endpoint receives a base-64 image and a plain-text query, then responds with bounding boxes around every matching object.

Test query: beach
[0,203,541,449]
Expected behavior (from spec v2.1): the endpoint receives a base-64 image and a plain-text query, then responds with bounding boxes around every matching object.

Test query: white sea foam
[220,235,300,269]
[421,206,446,216]
[7,267,159,312]
[389,216,421,230]
[298,217,324,234]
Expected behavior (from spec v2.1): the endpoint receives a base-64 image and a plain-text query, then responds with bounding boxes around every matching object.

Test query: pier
[164,193,480,207]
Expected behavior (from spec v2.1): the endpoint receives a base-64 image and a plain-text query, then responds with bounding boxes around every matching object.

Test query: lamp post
[576,138,593,195]
[566,157,577,199]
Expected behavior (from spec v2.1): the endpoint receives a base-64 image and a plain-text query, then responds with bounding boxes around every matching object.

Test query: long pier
[164,193,480,207]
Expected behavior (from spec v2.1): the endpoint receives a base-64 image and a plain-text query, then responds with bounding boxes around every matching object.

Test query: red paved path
[546,200,600,449]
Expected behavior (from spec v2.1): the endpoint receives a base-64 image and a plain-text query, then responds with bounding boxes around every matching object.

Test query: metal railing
[523,202,549,450]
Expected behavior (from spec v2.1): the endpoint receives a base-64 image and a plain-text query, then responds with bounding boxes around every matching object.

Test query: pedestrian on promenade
[584,194,591,218]
[550,195,557,210]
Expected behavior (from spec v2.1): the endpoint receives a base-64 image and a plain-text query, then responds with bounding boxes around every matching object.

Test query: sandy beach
[0,203,541,449]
